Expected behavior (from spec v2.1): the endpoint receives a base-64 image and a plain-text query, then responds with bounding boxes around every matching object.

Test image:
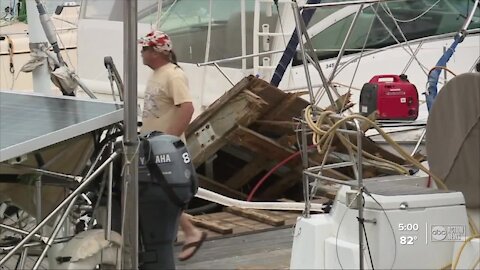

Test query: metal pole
[35,178,42,234]
[0,224,45,241]
[294,3,338,110]
[240,0,247,71]
[0,151,120,265]
[123,0,139,269]
[461,0,479,32]
[26,0,51,94]
[401,41,423,75]
[327,5,364,83]
[197,50,284,67]
[411,128,427,156]
[106,143,114,241]
[32,197,78,270]
[303,0,392,9]
[443,46,447,82]
[18,247,29,269]
[213,63,235,86]
[354,119,364,270]
[301,115,310,218]
[1,163,82,182]
[33,0,65,65]
[292,1,316,107]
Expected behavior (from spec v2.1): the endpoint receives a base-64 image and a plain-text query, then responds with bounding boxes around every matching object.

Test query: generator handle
[369,74,401,83]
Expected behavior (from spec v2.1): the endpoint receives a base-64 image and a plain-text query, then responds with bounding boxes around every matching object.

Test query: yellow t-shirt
[141,63,192,138]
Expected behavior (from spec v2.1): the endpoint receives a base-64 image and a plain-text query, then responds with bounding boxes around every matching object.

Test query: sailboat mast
[122,0,139,269]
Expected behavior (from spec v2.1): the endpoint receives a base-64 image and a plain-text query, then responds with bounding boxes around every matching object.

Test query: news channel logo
[430,225,466,241]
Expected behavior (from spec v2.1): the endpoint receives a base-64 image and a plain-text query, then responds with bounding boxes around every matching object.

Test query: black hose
[185,203,220,215]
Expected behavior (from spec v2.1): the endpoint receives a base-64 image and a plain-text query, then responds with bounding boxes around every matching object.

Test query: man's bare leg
[178,213,204,260]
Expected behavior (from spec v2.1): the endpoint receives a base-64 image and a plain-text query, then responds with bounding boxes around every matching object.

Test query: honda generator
[359,74,419,120]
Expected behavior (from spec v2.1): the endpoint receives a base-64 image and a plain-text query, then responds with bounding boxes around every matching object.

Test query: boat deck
[175,227,293,270]
[1,227,294,270]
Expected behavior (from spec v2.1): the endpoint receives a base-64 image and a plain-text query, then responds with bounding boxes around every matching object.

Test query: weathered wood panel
[187,90,267,167]
[223,156,270,189]
[224,207,285,226]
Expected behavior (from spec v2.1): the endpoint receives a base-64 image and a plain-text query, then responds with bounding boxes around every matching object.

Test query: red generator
[359,74,419,120]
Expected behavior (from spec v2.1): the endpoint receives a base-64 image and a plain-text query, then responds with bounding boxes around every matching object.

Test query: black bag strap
[141,137,187,209]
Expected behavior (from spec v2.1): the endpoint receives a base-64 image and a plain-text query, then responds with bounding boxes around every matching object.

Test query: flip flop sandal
[178,231,207,261]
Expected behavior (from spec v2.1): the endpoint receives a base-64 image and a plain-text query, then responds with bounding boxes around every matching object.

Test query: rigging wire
[155,0,178,30]
[381,2,431,75]
[272,0,298,88]
[381,0,440,23]
[363,188,398,269]
[335,189,362,270]
[44,2,75,68]
[340,3,381,114]
[361,217,375,269]
[370,4,430,77]
[333,189,393,269]
[274,0,288,48]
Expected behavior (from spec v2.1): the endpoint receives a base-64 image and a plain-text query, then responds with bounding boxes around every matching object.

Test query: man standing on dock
[138,30,207,263]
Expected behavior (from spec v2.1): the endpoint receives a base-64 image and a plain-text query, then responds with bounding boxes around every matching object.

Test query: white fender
[55,229,122,270]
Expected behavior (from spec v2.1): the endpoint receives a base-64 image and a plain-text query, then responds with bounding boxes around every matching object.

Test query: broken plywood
[187,89,267,167]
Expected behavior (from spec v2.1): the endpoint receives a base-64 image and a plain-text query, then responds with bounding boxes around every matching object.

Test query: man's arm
[165,102,194,137]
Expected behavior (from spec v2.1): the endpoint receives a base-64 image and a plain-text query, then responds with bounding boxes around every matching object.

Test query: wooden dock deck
[175,227,293,270]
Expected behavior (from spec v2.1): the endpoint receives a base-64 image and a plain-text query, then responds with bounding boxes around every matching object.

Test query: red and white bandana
[138,30,172,53]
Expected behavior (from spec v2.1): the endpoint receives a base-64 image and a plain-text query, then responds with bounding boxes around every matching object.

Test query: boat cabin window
[153,0,278,68]
[82,0,278,69]
[295,0,480,64]
[83,0,157,21]
[0,0,76,18]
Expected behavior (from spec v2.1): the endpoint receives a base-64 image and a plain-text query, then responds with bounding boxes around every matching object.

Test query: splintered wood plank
[197,212,268,235]
[223,156,270,189]
[187,90,267,167]
[256,93,308,135]
[225,207,285,226]
[179,210,296,242]
[246,77,287,107]
[221,217,267,233]
[198,174,247,200]
[186,77,252,137]
[325,92,353,112]
[254,120,296,128]
[191,216,233,235]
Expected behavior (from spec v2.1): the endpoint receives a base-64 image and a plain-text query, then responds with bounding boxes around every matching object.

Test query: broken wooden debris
[225,206,285,226]
[186,75,407,202]
[190,216,233,235]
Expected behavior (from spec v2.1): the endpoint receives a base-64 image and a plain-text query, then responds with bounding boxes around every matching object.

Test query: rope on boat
[304,106,410,175]
[303,106,480,238]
